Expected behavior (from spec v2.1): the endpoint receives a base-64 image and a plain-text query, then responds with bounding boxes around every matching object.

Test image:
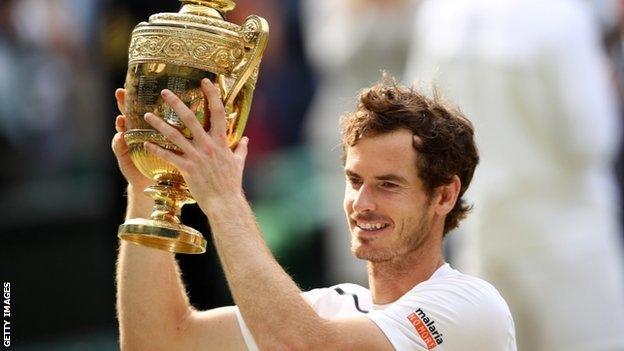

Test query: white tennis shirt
[235,263,517,350]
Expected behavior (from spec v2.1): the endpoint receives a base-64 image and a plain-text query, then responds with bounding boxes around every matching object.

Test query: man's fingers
[144,112,195,154]
[234,137,249,171]
[115,115,126,133]
[111,131,127,157]
[160,89,206,142]
[115,88,126,115]
[234,136,249,160]
[202,79,227,140]
[144,141,186,170]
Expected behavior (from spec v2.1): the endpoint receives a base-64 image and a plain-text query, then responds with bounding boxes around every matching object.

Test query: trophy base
[118,218,207,254]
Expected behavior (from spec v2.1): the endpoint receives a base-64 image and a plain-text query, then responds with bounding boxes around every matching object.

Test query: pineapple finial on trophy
[179,0,236,16]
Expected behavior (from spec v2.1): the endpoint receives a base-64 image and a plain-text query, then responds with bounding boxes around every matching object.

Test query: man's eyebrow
[345,169,360,178]
[376,174,408,184]
[345,169,408,184]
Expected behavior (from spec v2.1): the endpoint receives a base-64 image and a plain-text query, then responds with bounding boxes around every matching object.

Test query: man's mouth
[355,222,390,232]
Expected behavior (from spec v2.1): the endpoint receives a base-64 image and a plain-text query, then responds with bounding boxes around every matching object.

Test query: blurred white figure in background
[584,0,620,33]
[405,0,624,350]
[301,0,415,284]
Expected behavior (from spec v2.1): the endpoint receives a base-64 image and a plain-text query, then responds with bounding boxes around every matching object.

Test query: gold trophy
[117,0,268,254]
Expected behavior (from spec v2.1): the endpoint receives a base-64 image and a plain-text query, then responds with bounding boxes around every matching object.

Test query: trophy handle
[221,15,269,147]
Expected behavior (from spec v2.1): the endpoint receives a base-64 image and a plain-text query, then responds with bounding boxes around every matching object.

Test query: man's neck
[367,241,444,305]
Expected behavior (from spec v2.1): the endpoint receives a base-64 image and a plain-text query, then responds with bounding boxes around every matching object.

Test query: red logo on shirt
[407,308,443,349]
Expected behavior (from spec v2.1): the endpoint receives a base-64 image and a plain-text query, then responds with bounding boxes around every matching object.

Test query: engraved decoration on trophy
[117,0,269,254]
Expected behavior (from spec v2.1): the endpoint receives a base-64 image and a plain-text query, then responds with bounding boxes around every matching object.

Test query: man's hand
[142,79,249,214]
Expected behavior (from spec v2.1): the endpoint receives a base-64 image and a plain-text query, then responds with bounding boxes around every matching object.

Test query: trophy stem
[117,179,207,254]
[145,180,194,224]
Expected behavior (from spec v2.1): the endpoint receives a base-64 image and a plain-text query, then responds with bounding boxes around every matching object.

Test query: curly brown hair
[340,77,479,235]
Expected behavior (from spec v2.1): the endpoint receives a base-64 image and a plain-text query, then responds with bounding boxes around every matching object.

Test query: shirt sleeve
[234,307,259,351]
[366,278,516,351]
[367,307,431,350]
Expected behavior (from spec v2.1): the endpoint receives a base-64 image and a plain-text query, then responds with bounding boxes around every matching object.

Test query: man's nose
[352,185,376,213]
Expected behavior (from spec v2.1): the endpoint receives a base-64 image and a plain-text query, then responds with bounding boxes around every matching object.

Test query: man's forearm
[207,194,329,349]
[116,185,193,350]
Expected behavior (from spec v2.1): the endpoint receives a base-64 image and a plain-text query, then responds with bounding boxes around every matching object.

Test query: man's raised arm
[112,89,246,351]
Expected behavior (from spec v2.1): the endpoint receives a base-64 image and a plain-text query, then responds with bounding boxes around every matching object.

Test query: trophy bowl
[117,0,268,254]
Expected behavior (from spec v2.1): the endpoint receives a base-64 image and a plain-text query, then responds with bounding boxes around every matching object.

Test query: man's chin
[352,244,394,263]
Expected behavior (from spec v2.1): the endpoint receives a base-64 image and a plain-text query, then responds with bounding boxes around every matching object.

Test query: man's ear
[434,175,461,216]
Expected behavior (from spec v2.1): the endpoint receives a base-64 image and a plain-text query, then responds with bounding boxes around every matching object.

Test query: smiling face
[343,129,437,262]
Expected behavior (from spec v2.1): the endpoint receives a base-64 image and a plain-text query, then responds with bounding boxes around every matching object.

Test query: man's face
[343,129,435,262]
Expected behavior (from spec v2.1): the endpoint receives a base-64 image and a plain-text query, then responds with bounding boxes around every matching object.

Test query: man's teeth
[357,223,388,230]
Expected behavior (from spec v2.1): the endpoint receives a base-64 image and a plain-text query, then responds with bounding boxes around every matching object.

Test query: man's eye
[348,177,362,186]
[381,182,398,189]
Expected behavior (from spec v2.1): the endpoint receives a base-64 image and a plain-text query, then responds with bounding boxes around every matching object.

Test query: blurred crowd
[0,0,107,226]
[2,0,624,350]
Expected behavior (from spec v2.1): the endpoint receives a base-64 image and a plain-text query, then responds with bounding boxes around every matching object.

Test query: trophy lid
[128,0,266,74]
[137,0,244,37]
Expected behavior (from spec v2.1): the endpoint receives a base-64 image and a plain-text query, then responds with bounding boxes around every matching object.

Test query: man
[113,78,516,350]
